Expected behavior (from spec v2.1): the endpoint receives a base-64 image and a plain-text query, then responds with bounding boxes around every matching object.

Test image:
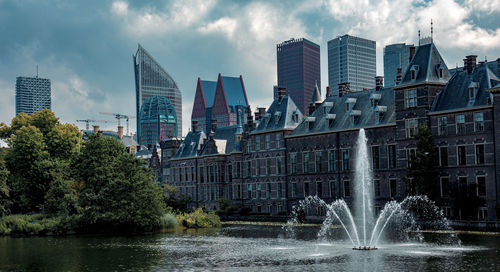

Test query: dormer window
[345,98,357,112]
[439,68,444,78]
[306,117,316,130]
[350,110,361,125]
[410,65,419,81]
[274,111,282,125]
[325,114,336,128]
[436,64,445,79]
[468,82,479,102]
[374,106,387,124]
[323,102,333,115]
[370,93,381,108]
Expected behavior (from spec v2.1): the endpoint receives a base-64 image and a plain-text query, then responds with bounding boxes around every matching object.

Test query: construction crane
[99,112,136,136]
[76,119,117,131]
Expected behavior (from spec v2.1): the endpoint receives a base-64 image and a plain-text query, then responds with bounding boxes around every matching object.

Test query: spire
[431,19,433,42]
[311,81,321,103]
[418,30,421,45]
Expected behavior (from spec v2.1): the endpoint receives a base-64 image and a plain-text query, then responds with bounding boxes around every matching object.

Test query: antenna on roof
[431,19,433,42]
[418,30,421,45]
[36,65,38,78]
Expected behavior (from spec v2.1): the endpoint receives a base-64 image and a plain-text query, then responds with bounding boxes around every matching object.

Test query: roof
[84,130,139,147]
[199,125,242,155]
[172,130,207,159]
[253,95,304,133]
[289,87,395,137]
[431,63,499,112]
[221,76,248,107]
[312,84,321,103]
[201,80,217,108]
[398,43,451,87]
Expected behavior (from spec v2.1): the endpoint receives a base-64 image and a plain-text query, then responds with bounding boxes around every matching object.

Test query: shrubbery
[159,213,178,229]
[176,208,221,228]
[0,214,78,236]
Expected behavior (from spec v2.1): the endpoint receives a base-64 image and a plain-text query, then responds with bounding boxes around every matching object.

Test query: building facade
[139,96,178,148]
[165,42,500,222]
[277,38,321,115]
[133,44,182,138]
[191,74,249,134]
[328,34,376,93]
[384,43,415,87]
[15,76,51,115]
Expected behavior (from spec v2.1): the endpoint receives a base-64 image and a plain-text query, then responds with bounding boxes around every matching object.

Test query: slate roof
[398,43,451,87]
[199,125,242,155]
[172,130,206,159]
[431,63,499,112]
[252,95,304,133]
[221,76,248,107]
[289,87,395,137]
[201,80,217,108]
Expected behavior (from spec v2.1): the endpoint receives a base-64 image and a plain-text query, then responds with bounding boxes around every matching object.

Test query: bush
[0,214,76,236]
[238,206,251,215]
[160,213,178,229]
[176,208,221,228]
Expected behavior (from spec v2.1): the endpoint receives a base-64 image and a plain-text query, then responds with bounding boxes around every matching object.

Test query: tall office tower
[328,34,376,93]
[383,43,415,87]
[277,38,320,115]
[139,96,178,148]
[133,44,182,139]
[15,76,51,115]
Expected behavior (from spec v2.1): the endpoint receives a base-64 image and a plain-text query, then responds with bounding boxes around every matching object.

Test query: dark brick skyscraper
[277,38,320,115]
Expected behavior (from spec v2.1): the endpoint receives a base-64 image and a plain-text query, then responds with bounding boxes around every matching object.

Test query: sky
[1,0,500,136]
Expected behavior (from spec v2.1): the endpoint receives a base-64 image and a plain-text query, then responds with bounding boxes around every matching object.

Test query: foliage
[217,199,237,215]
[74,134,166,232]
[163,184,191,213]
[159,213,178,229]
[46,123,80,159]
[0,214,77,236]
[176,208,221,228]
[453,184,485,220]
[405,123,439,200]
[43,177,79,216]
[0,156,10,216]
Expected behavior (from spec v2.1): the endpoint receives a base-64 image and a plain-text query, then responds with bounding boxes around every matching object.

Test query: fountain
[286,128,457,250]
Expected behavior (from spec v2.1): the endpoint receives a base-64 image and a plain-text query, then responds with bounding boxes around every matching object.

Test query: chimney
[464,55,477,74]
[117,126,124,139]
[395,68,403,85]
[93,125,100,134]
[277,87,287,99]
[211,119,217,132]
[409,46,416,62]
[246,105,254,129]
[375,76,384,91]
[326,86,332,98]
[338,83,345,97]
[255,107,266,121]
[192,120,199,132]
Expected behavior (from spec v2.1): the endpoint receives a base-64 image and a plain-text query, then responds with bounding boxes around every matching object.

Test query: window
[478,207,488,220]
[388,145,397,169]
[292,183,297,198]
[185,167,189,181]
[278,183,283,198]
[247,184,252,199]
[303,153,310,173]
[404,89,417,109]
[330,181,336,198]
[277,157,282,174]
[475,144,485,164]
[477,176,486,197]
[390,179,397,198]
[248,138,252,152]
[411,70,416,80]
[266,134,270,150]
[247,161,251,177]
[406,148,417,167]
[439,146,448,166]
[438,116,447,136]
[200,186,204,201]
[266,158,271,175]
[200,167,204,183]
[267,183,271,199]
[342,149,350,171]
[191,167,195,181]
[343,180,351,197]
[255,136,260,151]
[257,184,261,199]
[474,112,484,132]
[374,180,380,197]
[456,114,465,134]
[405,118,418,138]
[209,166,214,182]
[276,133,282,148]
[328,150,336,172]
[290,153,297,174]
[256,159,261,176]
[440,177,450,197]
[179,168,183,181]
[458,176,467,193]
[304,183,310,197]
[315,151,322,172]
[371,146,380,169]
[228,164,232,182]
[316,182,322,197]
[236,162,241,178]
[457,146,467,165]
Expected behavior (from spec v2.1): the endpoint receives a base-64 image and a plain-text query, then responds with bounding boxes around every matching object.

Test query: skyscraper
[139,96,178,148]
[277,38,320,115]
[383,43,415,87]
[15,76,51,115]
[133,44,182,139]
[328,34,376,93]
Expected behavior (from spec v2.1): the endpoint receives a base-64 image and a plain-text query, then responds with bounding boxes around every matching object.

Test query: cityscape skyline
[1,1,500,136]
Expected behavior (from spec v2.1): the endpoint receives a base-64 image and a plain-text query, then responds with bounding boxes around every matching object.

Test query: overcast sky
[1,0,499,135]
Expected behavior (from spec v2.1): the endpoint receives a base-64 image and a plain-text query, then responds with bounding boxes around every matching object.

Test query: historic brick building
[166,42,500,221]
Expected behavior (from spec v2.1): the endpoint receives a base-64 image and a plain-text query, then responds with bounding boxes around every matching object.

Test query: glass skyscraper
[383,43,414,87]
[15,76,51,115]
[139,96,178,148]
[328,34,376,93]
[133,44,182,139]
[277,38,320,115]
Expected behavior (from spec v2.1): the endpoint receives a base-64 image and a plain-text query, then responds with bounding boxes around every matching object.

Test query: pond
[0,224,499,271]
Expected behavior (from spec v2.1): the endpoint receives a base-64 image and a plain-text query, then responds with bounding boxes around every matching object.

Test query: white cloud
[466,0,500,14]
[0,79,15,125]
[198,17,238,39]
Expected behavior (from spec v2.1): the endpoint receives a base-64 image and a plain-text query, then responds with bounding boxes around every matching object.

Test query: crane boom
[99,112,136,136]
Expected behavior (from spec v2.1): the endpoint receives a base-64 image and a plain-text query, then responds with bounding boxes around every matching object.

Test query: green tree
[0,156,10,216]
[44,177,79,216]
[74,134,165,232]
[46,123,80,159]
[163,184,191,213]
[406,123,439,200]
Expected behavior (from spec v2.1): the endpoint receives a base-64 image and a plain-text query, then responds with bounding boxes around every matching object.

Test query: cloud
[466,0,500,14]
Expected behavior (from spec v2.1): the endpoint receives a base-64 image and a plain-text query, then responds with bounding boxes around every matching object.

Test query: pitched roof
[398,43,451,87]
[431,63,499,112]
[201,80,217,107]
[289,87,395,137]
[199,125,242,155]
[220,76,248,107]
[253,95,304,133]
[172,130,206,159]
[311,83,321,103]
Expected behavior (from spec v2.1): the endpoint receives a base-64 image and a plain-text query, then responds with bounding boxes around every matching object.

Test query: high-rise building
[383,43,415,87]
[133,44,182,139]
[277,38,321,115]
[139,96,178,148]
[15,76,51,115]
[328,34,376,93]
